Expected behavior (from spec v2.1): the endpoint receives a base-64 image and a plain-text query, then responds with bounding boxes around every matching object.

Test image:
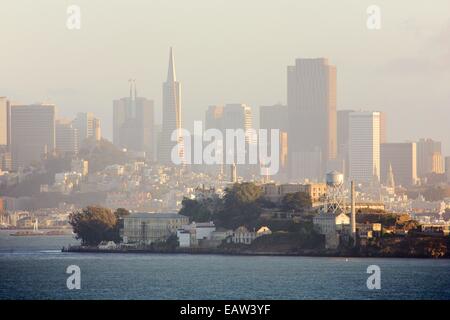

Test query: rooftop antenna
[128,79,133,99]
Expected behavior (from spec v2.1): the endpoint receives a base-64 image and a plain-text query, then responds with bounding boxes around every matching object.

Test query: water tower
[324,171,345,214]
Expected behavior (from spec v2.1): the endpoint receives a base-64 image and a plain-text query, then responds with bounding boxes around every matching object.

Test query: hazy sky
[1,0,449,154]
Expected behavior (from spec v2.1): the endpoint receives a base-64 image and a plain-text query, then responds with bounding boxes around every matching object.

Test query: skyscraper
[260,104,289,178]
[222,104,253,140]
[0,97,10,146]
[202,104,255,176]
[92,118,101,141]
[379,111,387,144]
[159,47,183,165]
[431,152,444,174]
[205,105,224,130]
[206,103,253,136]
[113,80,155,159]
[380,142,417,187]
[203,103,254,167]
[260,104,288,133]
[337,109,354,177]
[72,112,101,147]
[10,104,55,170]
[55,119,78,156]
[445,156,450,182]
[349,111,380,184]
[287,58,337,181]
[416,138,443,178]
[0,148,12,172]
[337,110,353,157]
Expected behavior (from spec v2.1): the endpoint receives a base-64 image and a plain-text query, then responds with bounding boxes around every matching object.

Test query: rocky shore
[64,236,450,259]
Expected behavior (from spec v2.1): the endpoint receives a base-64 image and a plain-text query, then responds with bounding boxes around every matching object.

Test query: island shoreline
[62,246,450,259]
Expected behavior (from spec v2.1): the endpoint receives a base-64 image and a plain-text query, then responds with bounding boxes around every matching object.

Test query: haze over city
[0,0,449,153]
[2,0,450,305]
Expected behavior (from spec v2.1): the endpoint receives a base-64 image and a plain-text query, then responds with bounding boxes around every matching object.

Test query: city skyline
[1,1,450,154]
[1,50,448,184]
[2,1,450,304]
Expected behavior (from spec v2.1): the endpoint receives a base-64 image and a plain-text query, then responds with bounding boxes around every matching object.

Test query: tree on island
[179,197,213,222]
[225,182,263,204]
[69,206,128,246]
[280,192,312,212]
[179,182,264,229]
[216,183,263,229]
[114,207,130,219]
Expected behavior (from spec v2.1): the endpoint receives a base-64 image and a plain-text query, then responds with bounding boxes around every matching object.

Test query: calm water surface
[0,230,449,300]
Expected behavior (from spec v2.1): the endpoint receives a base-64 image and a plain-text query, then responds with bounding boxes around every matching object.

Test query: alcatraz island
[65,175,450,259]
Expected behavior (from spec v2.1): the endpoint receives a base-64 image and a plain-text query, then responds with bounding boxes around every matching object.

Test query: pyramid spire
[386,163,395,188]
[167,47,176,82]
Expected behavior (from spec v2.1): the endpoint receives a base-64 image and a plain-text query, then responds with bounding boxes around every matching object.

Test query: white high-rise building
[159,47,183,165]
[72,112,101,147]
[0,97,10,146]
[349,111,380,184]
[55,119,78,155]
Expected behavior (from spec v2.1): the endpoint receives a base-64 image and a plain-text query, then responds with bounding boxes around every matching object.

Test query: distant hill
[78,138,128,173]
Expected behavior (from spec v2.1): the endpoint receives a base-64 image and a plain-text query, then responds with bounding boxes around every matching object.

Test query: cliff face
[219,235,450,259]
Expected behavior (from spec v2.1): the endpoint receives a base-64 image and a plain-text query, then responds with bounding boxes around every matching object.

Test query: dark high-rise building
[379,111,387,144]
[260,104,288,133]
[205,105,224,130]
[10,104,55,170]
[203,104,254,176]
[417,138,443,178]
[287,58,337,181]
[381,142,417,187]
[336,109,354,177]
[260,104,289,179]
[337,110,353,157]
[113,80,155,159]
